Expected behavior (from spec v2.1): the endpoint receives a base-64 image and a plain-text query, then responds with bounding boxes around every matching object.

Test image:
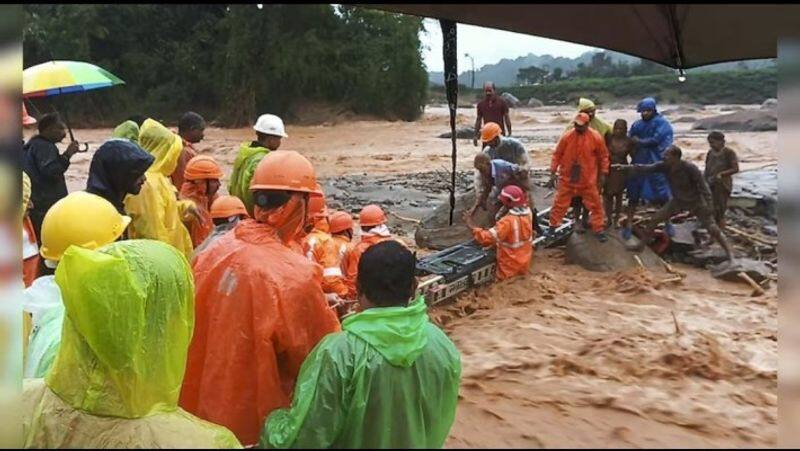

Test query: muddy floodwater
[37,103,778,447]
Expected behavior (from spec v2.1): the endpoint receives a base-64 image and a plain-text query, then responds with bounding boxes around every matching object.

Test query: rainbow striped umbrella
[23,60,124,99]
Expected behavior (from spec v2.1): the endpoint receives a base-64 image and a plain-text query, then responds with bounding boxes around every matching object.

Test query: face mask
[256,193,308,244]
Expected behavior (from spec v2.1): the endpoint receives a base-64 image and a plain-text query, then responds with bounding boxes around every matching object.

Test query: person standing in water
[604,119,635,229]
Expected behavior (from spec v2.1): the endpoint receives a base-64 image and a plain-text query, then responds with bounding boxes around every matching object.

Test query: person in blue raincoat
[625,97,674,236]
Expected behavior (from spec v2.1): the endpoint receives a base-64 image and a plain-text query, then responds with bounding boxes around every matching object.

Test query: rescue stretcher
[415,207,574,306]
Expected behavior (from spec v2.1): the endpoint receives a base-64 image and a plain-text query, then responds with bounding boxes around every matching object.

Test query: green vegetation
[503,68,776,106]
[23,5,428,126]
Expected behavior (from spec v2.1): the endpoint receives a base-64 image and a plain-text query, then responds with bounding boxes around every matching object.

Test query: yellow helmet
[40,192,132,262]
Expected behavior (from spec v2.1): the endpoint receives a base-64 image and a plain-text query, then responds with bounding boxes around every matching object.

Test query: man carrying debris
[466,185,534,280]
[473,81,511,146]
[611,145,735,262]
[180,151,340,446]
[229,113,288,215]
[704,131,739,228]
[260,241,461,449]
[548,112,610,242]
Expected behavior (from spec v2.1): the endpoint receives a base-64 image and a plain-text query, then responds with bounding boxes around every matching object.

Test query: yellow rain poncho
[565,98,612,138]
[22,239,241,448]
[124,119,194,259]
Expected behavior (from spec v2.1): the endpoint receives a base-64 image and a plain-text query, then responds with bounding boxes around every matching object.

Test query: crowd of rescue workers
[17,82,740,448]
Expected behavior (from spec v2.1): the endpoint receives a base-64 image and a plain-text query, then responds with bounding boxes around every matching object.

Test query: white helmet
[253,114,288,138]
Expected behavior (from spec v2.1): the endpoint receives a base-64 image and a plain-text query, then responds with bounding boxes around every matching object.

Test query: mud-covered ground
[33,103,778,448]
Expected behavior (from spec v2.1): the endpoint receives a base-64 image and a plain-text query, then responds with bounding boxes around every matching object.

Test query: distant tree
[552,67,563,81]
[516,65,548,86]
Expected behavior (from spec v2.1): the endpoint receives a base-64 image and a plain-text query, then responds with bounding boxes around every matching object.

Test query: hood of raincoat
[86,139,155,213]
[228,142,270,215]
[45,239,195,419]
[139,118,184,176]
[112,120,140,144]
[342,296,429,367]
[577,97,596,112]
[637,97,658,113]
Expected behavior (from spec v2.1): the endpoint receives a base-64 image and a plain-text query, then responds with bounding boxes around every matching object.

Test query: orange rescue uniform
[180,218,341,446]
[342,232,394,289]
[180,181,217,248]
[549,127,610,232]
[472,207,534,280]
[22,215,40,287]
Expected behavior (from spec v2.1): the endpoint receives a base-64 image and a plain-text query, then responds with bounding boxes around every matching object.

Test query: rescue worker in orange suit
[193,195,249,257]
[465,185,534,280]
[548,112,610,242]
[342,204,396,289]
[301,190,350,311]
[327,210,359,316]
[180,150,341,447]
[180,155,224,248]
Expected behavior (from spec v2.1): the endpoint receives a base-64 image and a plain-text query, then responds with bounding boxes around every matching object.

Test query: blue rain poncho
[627,97,673,203]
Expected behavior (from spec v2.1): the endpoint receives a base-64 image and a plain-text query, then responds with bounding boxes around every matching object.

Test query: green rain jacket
[261,296,461,449]
[112,120,141,144]
[23,240,241,448]
[228,141,270,216]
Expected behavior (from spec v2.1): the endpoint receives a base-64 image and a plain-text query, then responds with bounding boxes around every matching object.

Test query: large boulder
[565,230,663,272]
[761,98,778,109]
[691,109,776,132]
[438,127,475,139]
[501,92,521,108]
[527,97,544,107]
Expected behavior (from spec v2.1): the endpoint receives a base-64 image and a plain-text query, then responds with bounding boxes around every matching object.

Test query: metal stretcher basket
[416,207,573,306]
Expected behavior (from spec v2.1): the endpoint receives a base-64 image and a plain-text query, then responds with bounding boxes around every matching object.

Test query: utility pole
[464,53,475,89]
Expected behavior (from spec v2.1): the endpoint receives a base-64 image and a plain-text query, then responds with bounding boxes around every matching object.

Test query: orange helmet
[184,155,224,181]
[307,183,328,219]
[358,204,386,227]
[480,122,502,142]
[210,195,249,219]
[250,150,321,195]
[329,211,354,234]
[22,103,36,126]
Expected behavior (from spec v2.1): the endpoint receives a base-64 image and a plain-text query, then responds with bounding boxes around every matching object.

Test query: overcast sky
[420,18,598,73]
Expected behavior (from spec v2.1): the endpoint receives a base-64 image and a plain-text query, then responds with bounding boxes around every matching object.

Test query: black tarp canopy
[360,4,798,224]
[366,4,799,69]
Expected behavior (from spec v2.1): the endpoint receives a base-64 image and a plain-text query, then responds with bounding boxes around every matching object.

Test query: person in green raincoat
[111,120,140,144]
[261,240,462,449]
[228,113,287,215]
[22,239,241,449]
[564,97,612,231]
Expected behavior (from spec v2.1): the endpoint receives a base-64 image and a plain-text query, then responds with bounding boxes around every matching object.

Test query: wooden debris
[671,310,682,335]
[633,255,646,270]
[388,211,421,224]
[738,271,766,296]
[725,225,777,247]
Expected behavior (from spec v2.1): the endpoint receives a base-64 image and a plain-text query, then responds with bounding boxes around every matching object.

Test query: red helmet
[498,185,527,207]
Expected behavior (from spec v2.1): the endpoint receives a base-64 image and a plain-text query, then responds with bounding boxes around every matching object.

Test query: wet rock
[691,110,776,132]
[501,92,521,108]
[687,247,730,266]
[720,105,745,112]
[673,116,698,123]
[415,190,494,250]
[730,167,777,219]
[415,180,551,250]
[761,98,778,109]
[438,127,475,139]
[527,97,544,107]
[565,230,663,272]
[709,258,771,284]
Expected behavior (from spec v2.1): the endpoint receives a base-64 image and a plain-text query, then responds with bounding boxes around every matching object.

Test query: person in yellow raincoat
[124,118,196,259]
[22,239,241,449]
